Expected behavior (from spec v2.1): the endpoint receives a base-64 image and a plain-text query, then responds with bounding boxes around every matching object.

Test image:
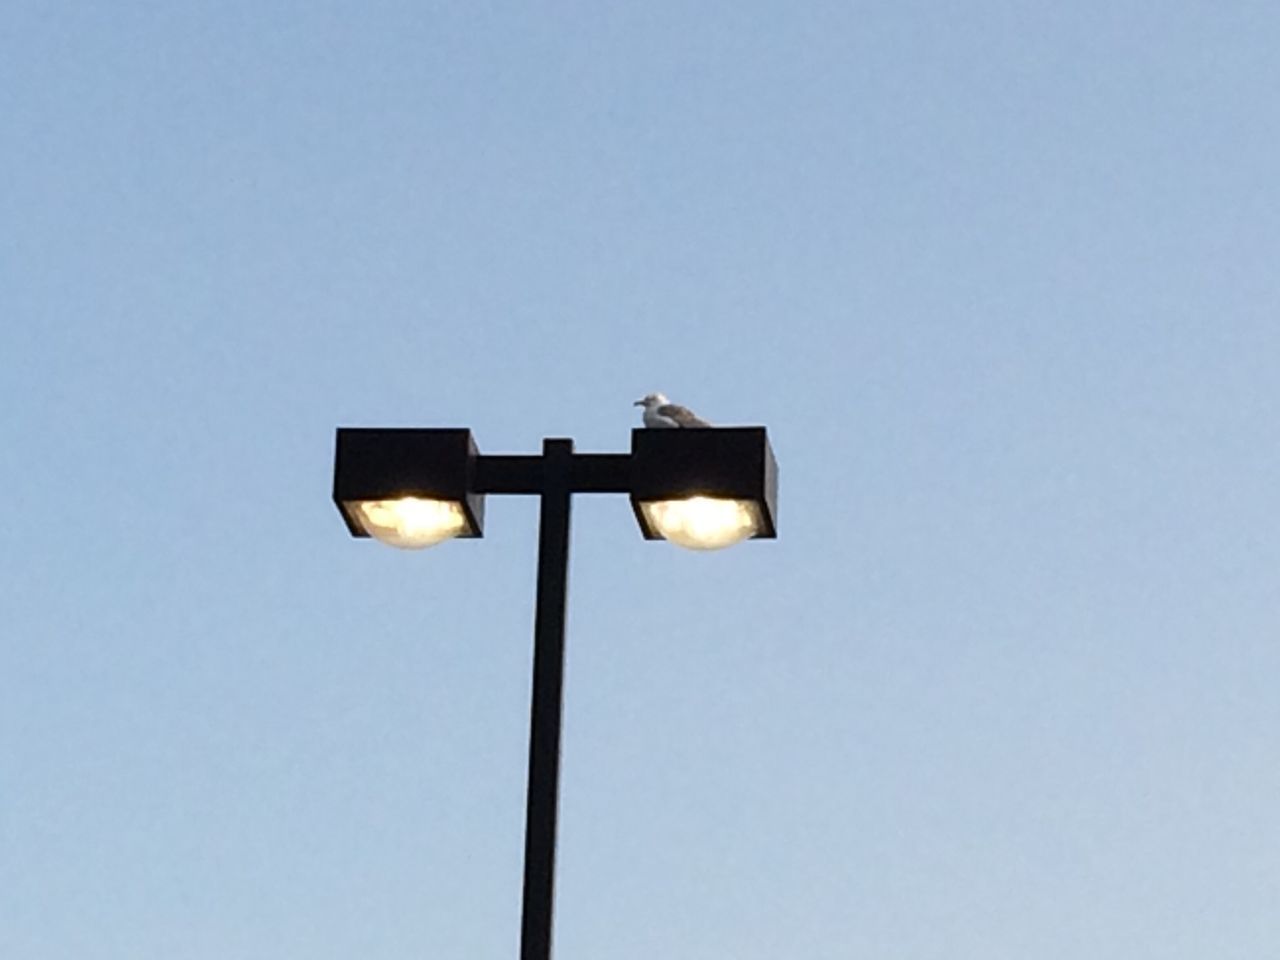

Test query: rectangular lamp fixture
[333,428,485,548]
[628,427,778,550]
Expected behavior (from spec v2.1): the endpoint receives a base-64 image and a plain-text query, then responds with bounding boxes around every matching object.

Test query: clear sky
[3,2,1279,958]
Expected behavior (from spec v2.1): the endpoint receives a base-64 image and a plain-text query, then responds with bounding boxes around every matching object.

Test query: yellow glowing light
[640,496,762,551]
[351,497,469,549]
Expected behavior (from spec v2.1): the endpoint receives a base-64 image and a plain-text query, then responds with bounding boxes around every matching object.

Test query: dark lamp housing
[333,428,484,547]
[628,427,777,549]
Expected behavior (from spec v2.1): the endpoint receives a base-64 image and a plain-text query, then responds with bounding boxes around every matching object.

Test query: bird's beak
[633,399,644,406]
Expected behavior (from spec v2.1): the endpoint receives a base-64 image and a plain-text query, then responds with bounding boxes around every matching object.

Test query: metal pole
[519,438,574,960]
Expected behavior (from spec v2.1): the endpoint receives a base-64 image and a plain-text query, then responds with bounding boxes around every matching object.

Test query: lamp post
[333,426,778,960]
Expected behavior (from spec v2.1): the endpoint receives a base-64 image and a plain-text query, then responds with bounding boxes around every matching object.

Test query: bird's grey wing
[657,404,712,427]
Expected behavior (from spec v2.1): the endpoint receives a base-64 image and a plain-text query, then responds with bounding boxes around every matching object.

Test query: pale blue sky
[3,2,1279,958]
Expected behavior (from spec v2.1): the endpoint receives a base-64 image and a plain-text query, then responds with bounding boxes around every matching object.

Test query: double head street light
[333,425,778,960]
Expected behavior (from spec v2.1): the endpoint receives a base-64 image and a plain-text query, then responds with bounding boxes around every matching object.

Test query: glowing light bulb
[352,497,469,549]
[640,496,762,551]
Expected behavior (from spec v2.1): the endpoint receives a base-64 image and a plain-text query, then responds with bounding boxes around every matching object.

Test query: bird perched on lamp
[634,393,712,428]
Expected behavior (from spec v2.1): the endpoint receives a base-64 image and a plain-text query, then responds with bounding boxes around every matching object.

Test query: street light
[333,425,778,960]
[628,425,777,550]
[334,428,484,547]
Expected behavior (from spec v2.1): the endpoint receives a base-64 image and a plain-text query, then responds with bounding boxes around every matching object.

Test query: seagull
[634,393,713,428]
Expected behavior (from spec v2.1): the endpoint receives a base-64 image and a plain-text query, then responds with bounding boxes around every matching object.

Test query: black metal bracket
[473,450,631,496]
